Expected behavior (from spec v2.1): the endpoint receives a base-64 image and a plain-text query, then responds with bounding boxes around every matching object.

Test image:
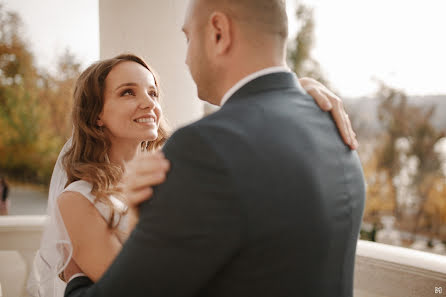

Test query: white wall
[99,0,204,130]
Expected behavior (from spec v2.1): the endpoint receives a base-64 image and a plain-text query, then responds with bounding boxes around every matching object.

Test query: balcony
[0,216,46,297]
[354,240,446,297]
[1,215,445,297]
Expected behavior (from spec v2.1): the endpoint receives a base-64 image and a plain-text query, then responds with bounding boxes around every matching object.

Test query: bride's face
[98,61,162,144]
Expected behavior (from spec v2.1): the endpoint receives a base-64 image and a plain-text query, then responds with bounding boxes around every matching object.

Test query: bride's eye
[121,89,135,96]
[149,90,159,98]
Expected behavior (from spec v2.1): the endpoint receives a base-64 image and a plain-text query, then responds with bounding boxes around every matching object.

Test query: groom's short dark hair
[203,0,288,40]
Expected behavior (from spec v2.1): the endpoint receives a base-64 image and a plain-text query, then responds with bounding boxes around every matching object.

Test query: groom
[65,0,365,296]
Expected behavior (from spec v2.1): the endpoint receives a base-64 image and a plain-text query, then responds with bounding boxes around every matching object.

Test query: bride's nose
[139,92,156,110]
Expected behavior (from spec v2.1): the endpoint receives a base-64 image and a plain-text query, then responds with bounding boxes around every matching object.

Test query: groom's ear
[209,12,231,55]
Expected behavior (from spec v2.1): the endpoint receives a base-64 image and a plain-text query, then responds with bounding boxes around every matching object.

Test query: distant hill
[344,95,446,138]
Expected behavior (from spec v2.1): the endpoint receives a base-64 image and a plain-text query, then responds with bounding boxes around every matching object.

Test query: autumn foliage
[0,4,80,185]
[357,83,446,239]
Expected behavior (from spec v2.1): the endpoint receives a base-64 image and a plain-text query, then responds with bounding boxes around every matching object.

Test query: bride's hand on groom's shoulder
[299,77,358,150]
[121,150,170,209]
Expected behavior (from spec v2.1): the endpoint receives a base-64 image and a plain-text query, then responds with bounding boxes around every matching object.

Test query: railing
[354,240,446,297]
[1,215,446,297]
[0,215,47,297]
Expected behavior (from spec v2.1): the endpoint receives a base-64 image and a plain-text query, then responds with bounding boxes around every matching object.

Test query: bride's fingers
[135,149,165,160]
[307,87,332,111]
[331,103,352,147]
[142,172,168,186]
[127,187,154,206]
[126,172,167,191]
[346,113,359,149]
[130,160,170,178]
[126,154,170,174]
[299,77,333,111]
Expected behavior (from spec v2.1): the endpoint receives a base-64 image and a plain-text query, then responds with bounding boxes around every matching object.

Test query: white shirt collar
[219,66,291,106]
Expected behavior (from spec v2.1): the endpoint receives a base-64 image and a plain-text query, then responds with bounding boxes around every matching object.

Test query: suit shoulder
[162,113,242,164]
[163,119,209,148]
[167,109,235,141]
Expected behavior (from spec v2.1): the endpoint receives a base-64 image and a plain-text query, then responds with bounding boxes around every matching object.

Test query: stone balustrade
[0,216,47,297]
[355,240,446,297]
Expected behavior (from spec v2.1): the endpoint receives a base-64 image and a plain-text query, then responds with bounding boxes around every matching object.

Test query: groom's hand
[299,77,358,150]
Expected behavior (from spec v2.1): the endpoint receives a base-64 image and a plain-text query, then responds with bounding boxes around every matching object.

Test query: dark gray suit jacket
[65,72,365,297]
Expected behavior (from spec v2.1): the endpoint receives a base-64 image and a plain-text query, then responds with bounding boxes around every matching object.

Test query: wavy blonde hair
[62,54,169,228]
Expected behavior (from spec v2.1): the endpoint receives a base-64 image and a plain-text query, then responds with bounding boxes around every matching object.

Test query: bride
[27,53,356,297]
[27,53,170,297]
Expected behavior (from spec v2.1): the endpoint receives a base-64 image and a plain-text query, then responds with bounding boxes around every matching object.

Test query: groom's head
[182,0,288,105]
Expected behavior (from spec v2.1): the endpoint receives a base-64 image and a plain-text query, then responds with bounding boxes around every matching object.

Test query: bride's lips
[134,114,157,125]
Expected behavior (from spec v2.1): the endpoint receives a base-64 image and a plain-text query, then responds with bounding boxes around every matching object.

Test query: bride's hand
[122,151,170,209]
[299,77,358,150]
[122,151,170,232]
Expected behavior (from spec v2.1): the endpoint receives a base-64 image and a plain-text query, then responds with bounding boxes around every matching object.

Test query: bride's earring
[97,118,104,130]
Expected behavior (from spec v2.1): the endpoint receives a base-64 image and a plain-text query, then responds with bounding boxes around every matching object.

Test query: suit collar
[223,71,305,106]
[220,67,290,106]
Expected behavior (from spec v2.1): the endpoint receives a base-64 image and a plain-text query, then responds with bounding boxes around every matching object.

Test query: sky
[3,0,446,98]
[2,0,99,73]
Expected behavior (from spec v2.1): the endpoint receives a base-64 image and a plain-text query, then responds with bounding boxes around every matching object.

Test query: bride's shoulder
[60,180,95,203]
[57,184,117,246]
[64,180,93,193]
[57,180,97,213]
[57,180,124,226]
[57,189,101,232]
[58,180,93,206]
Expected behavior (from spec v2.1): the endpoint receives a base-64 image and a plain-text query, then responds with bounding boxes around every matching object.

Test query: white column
[99,0,204,130]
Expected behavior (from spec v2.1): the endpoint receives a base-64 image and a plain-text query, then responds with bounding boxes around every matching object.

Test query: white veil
[27,138,73,297]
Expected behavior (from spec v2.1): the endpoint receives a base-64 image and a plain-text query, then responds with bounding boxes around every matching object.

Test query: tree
[0,4,80,185]
[362,153,396,224]
[373,82,445,238]
[0,4,44,181]
[287,1,329,86]
[41,49,80,140]
[424,176,446,237]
